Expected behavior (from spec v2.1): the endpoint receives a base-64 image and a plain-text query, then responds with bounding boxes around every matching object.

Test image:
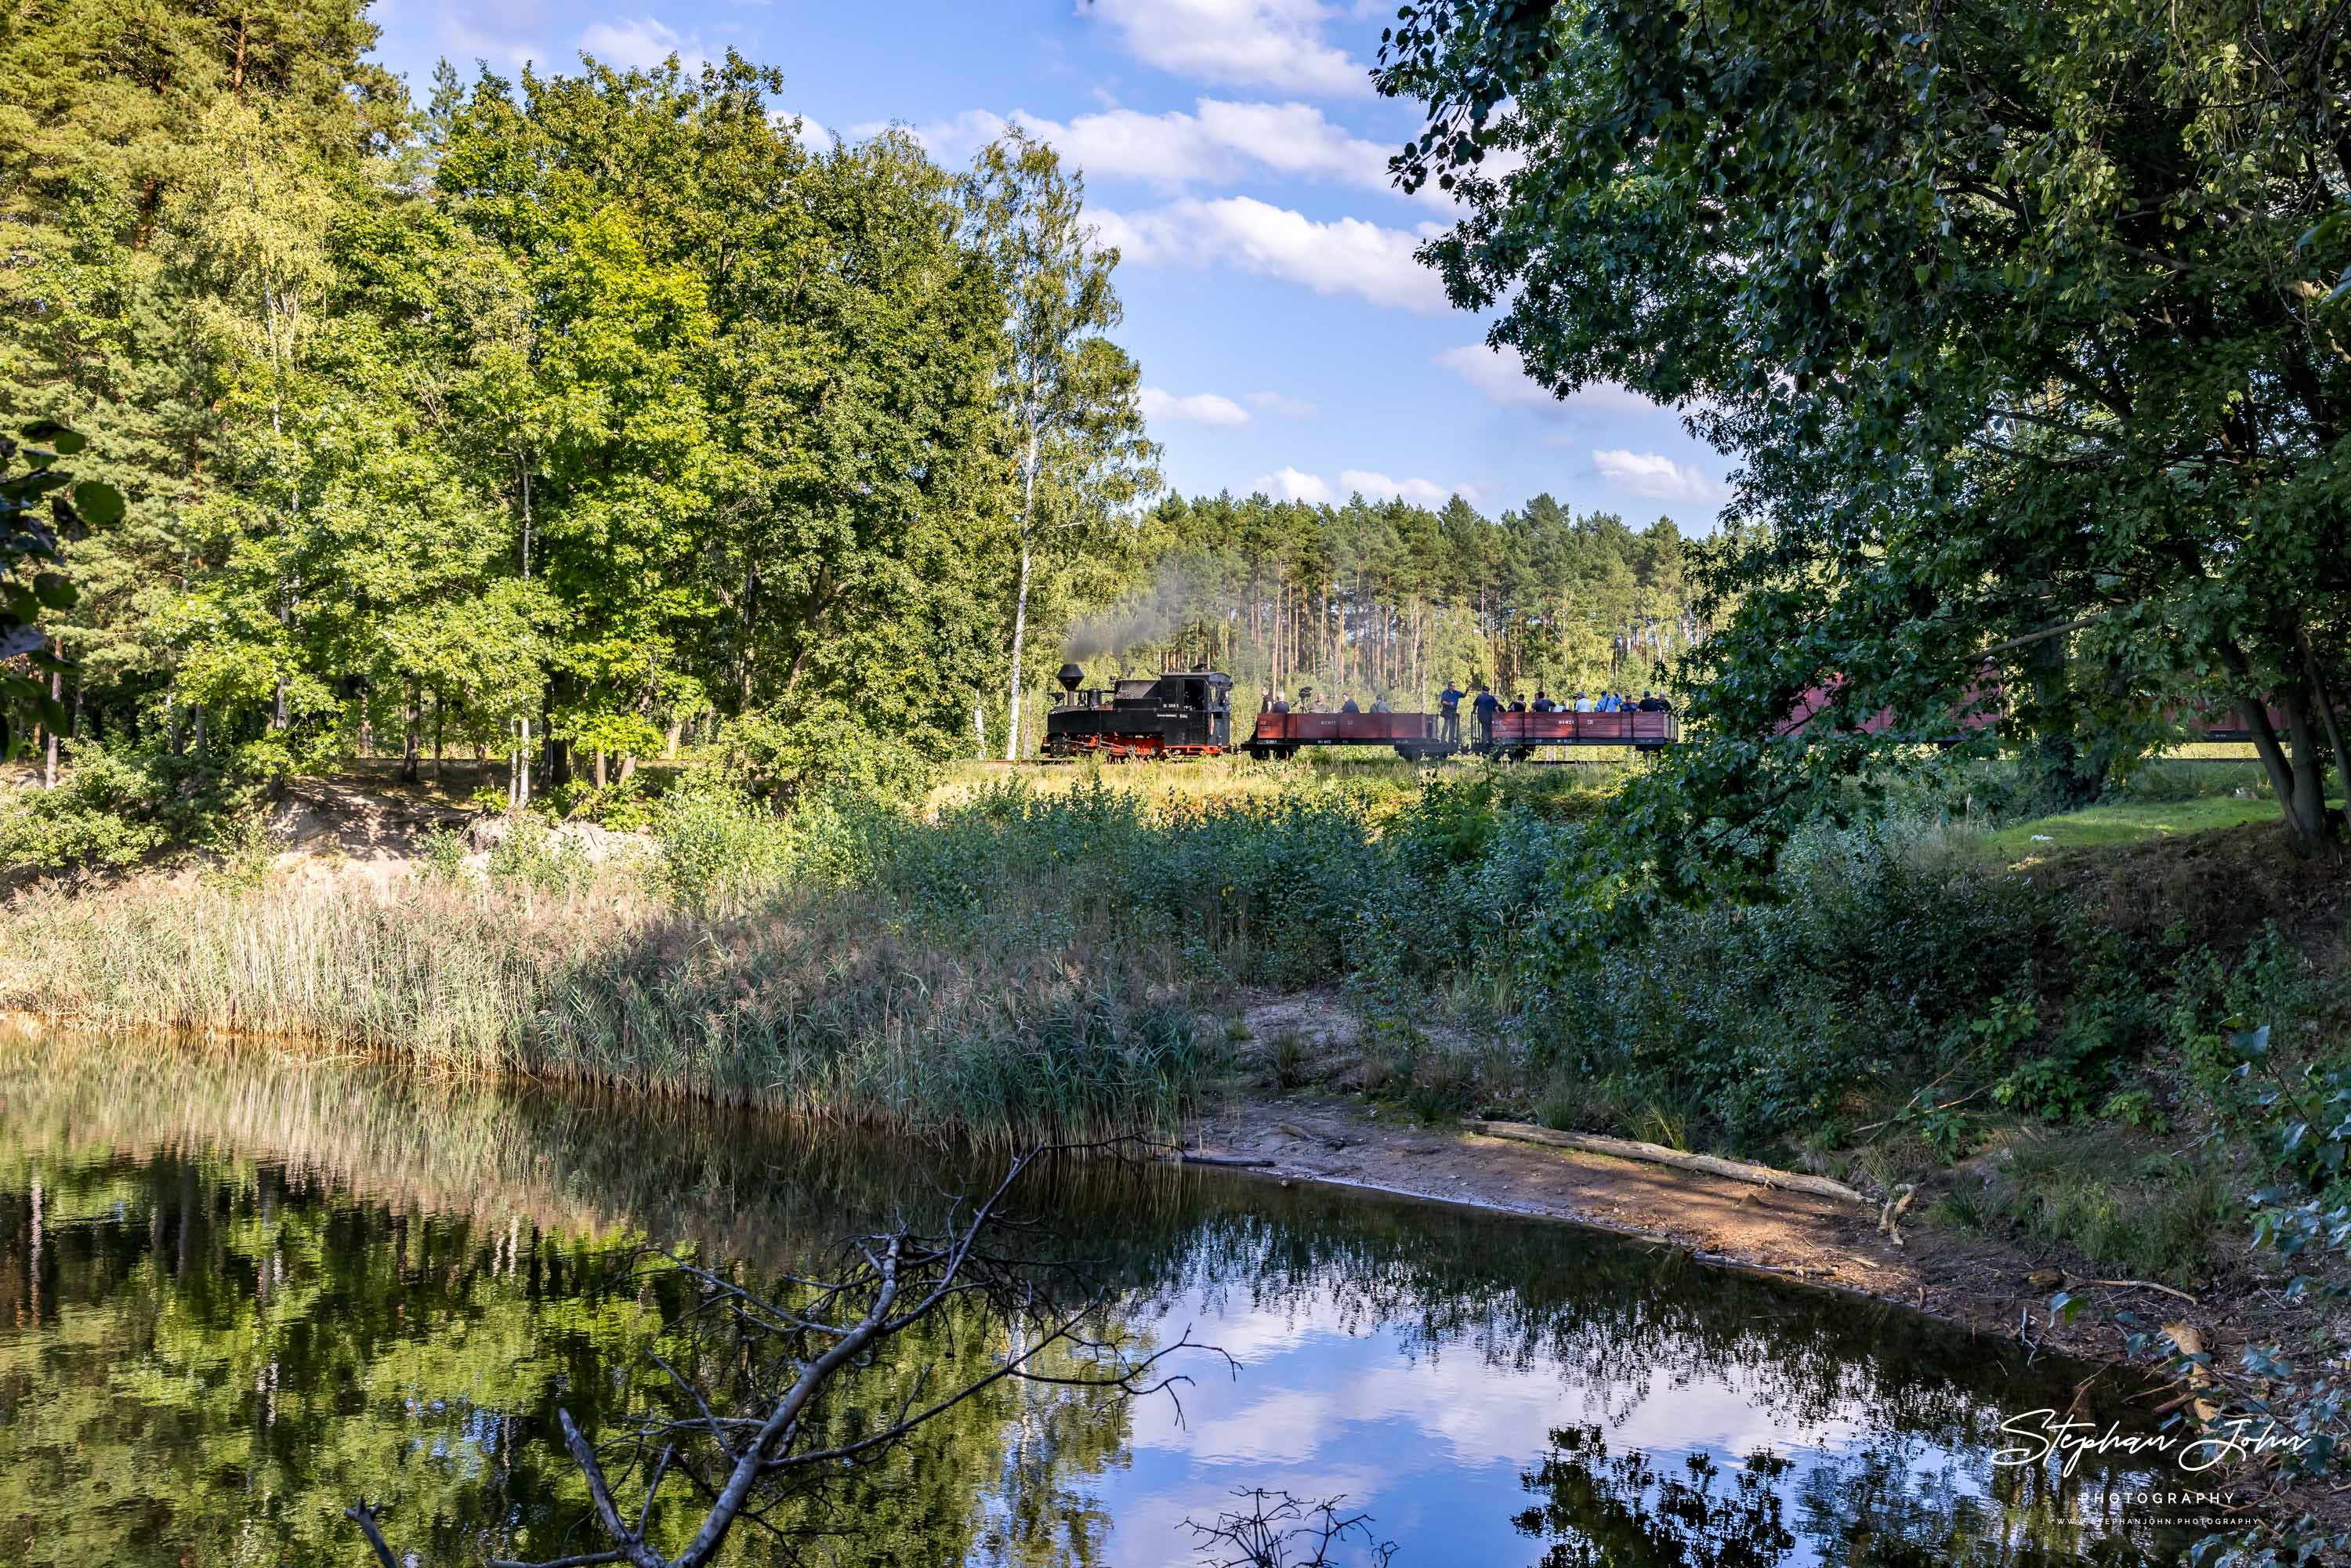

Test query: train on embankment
[1041,659,1676,762]
[1041,659,2284,764]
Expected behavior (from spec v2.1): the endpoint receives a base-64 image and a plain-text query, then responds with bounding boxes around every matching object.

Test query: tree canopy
[0,4,1182,798]
[1379,0,2351,865]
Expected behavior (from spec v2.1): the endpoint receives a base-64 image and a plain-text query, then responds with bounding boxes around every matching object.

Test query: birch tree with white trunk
[961,129,1158,760]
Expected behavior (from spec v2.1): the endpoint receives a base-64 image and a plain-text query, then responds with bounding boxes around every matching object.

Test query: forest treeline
[1109,492,1710,715]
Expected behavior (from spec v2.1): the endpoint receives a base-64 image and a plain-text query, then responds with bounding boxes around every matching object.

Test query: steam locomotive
[1043,661,1233,759]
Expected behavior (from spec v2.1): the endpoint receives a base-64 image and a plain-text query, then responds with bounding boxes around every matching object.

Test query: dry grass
[0,863,1208,1143]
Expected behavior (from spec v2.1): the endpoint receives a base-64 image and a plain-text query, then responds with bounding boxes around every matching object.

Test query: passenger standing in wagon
[1438,679,1463,744]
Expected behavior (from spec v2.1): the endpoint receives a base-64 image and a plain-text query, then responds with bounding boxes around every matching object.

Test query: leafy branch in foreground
[345,1143,1226,1568]
[1185,1487,1399,1568]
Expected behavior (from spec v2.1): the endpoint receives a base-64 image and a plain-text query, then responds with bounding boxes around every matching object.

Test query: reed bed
[0,864,1208,1144]
[0,770,1621,1141]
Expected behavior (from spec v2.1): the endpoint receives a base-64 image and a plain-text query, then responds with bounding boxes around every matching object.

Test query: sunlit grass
[1977,795,2342,862]
[926,751,1442,824]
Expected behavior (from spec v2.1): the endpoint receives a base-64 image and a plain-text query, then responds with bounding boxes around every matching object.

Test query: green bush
[417,826,470,885]
[1522,827,2058,1151]
[1989,1133,2230,1284]
[651,777,793,914]
[485,814,592,893]
[0,745,258,877]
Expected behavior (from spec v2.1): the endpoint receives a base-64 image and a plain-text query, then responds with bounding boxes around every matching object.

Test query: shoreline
[9,1009,2324,1530]
[1185,1092,2255,1367]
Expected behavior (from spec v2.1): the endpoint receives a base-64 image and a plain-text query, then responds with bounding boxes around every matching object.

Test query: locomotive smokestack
[1056,662,1084,694]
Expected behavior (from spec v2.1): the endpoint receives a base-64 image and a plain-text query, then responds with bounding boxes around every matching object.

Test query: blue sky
[364,0,1730,531]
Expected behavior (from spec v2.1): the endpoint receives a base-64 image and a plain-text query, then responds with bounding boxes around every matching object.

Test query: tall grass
[12,752,2317,1162]
[0,765,1636,1139]
[0,853,1205,1143]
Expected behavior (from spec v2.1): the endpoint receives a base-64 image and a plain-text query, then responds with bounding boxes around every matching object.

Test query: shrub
[1520,827,2058,1151]
[486,814,592,894]
[651,777,794,914]
[0,744,257,877]
[417,826,470,885]
[1989,1133,2230,1284]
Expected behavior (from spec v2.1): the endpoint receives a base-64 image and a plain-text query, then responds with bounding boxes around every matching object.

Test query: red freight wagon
[1244,706,1677,761]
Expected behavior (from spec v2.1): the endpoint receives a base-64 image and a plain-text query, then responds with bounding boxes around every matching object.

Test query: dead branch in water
[1186,1487,1398,1567]
[1462,1119,1871,1205]
[347,1142,1227,1568]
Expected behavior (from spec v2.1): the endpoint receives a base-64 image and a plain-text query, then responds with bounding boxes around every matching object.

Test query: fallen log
[1461,1119,1869,1205]
[1181,1151,1277,1168]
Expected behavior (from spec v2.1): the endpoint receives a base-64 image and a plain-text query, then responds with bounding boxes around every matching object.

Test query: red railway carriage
[1244,709,1436,759]
[1487,708,1679,755]
[1244,705,1679,760]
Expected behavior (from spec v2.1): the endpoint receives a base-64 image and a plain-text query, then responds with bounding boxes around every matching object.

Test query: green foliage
[417,824,469,885]
[650,777,793,915]
[1522,829,2058,1150]
[0,745,259,877]
[1984,1134,2230,1284]
[961,126,1159,759]
[484,815,591,894]
[1381,0,2351,863]
[1113,491,1694,723]
[0,422,111,757]
[3,21,1122,809]
[0,750,165,874]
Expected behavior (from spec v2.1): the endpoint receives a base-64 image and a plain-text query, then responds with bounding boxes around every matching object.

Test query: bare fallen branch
[343,1502,404,1568]
[1185,1487,1397,1567]
[1462,1118,1870,1204]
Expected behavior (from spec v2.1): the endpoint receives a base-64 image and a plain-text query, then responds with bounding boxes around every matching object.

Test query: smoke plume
[1060,564,1201,663]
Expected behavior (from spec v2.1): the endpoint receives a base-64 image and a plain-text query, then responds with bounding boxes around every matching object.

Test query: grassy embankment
[1,746,2345,1295]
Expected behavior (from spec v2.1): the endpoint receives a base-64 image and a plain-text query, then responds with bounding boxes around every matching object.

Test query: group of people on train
[1264,679,1669,746]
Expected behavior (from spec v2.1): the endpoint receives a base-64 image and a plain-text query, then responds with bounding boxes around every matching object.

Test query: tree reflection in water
[0,1028,2183,1567]
[1515,1424,1795,1568]
[1514,1422,2164,1568]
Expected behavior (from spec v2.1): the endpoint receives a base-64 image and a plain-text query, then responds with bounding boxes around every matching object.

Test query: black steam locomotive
[1043,661,1233,759]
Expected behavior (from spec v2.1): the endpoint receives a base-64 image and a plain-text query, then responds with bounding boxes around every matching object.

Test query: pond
[0,1029,2187,1566]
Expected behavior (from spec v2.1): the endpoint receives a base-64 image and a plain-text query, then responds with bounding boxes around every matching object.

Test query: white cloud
[1249,467,1472,506]
[578,16,708,73]
[773,108,831,152]
[1106,197,1442,311]
[426,0,552,71]
[1246,390,1317,418]
[893,99,1412,203]
[1083,206,1154,261]
[1089,0,1370,97]
[1436,344,1657,418]
[1139,387,1252,427]
[1340,469,1460,506]
[1251,467,1335,504]
[1592,448,1726,504]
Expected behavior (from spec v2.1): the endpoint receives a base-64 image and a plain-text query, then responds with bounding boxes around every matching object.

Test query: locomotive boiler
[1043,661,1233,759]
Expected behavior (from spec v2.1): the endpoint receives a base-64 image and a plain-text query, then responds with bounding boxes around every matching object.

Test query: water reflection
[0,1029,2182,1566]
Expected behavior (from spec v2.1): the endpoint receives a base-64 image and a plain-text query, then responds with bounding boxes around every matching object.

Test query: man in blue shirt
[1437,679,1463,744]
[1473,683,1499,748]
